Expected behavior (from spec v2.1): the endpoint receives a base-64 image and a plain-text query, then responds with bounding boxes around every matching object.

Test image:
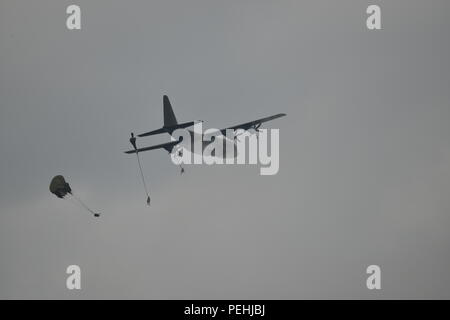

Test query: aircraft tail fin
[138,95,195,137]
[163,95,178,127]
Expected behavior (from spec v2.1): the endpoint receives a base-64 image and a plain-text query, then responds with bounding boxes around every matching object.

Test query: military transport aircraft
[124,95,286,158]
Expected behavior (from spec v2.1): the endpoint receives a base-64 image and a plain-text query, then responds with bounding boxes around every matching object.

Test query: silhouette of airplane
[124,95,286,158]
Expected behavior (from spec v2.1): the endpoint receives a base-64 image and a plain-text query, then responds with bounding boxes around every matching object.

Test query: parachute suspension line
[66,195,87,214]
[66,194,99,217]
[69,192,97,216]
[135,152,151,205]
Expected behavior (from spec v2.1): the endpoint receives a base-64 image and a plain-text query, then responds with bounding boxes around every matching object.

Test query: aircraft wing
[124,139,181,154]
[219,113,286,136]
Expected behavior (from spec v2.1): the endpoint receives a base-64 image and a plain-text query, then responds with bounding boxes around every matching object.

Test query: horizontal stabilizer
[138,121,196,137]
[138,127,167,137]
[124,139,181,154]
[167,121,196,131]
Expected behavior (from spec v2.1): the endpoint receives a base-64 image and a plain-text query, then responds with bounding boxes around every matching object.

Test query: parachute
[49,175,100,218]
[49,175,72,199]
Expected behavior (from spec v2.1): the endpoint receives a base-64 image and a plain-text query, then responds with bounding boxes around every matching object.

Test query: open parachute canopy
[49,175,72,199]
[49,175,100,218]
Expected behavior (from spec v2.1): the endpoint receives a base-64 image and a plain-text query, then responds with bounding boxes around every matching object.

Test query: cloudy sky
[1,0,450,299]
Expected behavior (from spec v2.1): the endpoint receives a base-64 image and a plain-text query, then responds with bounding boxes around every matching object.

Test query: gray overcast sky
[1,0,450,299]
